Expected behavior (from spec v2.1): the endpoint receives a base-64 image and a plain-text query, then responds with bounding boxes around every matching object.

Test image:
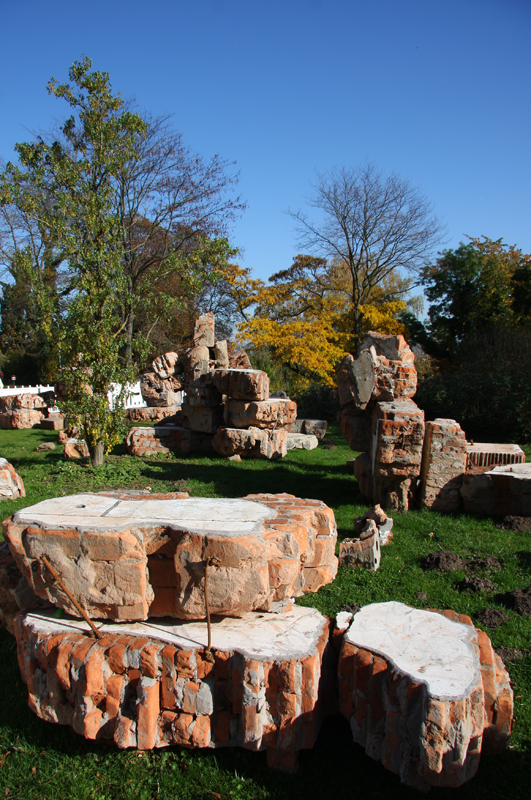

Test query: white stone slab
[344,601,480,700]
[22,604,327,661]
[14,495,276,537]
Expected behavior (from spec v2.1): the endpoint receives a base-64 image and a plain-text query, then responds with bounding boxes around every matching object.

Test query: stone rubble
[337,602,513,789]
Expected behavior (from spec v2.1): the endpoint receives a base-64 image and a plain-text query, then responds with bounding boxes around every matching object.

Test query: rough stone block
[212,369,270,401]
[0,457,25,499]
[212,427,288,460]
[461,463,531,516]
[225,399,297,429]
[420,419,467,511]
[181,403,224,434]
[339,524,381,571]
[338,409,371,452]
[286,419,327,440]
[285,434,319,451]
[151,351,179,379]
[140,372,182,407]
[127,406,182,423]
[126,425,213,456]
[63,439,90,459]
[337,602,513,789]
[40,417,65,431]
[193,312,216,348]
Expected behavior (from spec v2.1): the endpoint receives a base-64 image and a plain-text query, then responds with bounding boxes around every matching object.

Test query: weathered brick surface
[466,443,525,471]
[337,603,513,789]
[212,369,270,401]
[2,492,337,621]
[127,406,181,423]
[0,543,41,633]
[212,427,288,460]
[63,438,90,459]
[0,457,25,500]
[14,606,331,761]
[0,395,46,429]
[193,312,216,348]
[461,463,531,516]
[339,527,380,571]
[151,351,179,379]
[225,399,297,430]
[140,373,182,407]
[420,419,468,511]
[126,425,214,456]
[371,400,425,510]
[338,409,371,452]
[181,403,224,434]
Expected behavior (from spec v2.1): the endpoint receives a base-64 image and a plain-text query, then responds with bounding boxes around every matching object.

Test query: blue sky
[0,0,529,283]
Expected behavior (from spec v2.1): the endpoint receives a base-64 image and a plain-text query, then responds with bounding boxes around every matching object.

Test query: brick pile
[337,602,513,789]
[127,313,324,460]
[0,393,47,429]
[338,333,425,510]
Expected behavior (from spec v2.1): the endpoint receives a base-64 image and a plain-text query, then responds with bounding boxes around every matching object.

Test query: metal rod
[41,555,103,639]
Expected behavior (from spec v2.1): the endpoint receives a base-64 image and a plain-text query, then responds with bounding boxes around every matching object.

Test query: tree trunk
[90,441,105,467]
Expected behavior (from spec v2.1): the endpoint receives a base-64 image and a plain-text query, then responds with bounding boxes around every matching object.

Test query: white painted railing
[0,384,55,397]
[0,382,149,410]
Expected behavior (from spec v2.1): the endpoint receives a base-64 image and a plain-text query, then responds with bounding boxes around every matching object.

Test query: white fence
[0,384,55,398]
[0,382,148,410]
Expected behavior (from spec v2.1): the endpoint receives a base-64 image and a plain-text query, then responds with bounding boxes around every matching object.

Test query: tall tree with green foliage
[1,58,148,464]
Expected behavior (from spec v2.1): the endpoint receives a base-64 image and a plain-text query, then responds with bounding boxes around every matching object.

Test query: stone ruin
[338,332,526,514]
[0,393,47,429]
[0,490,513,787]
[127,313,326,460]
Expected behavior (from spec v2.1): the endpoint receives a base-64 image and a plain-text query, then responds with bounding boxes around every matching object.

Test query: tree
[0,72,244,374]
[419,236,531,358]
[226,255,408,387]
[288,163,445,338]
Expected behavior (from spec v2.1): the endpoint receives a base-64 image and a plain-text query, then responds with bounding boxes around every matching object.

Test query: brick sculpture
[0,393,47,429]
[338,333,425,510]
[14,605,331,767]
[337,602,513,789]
[3,492,338,622]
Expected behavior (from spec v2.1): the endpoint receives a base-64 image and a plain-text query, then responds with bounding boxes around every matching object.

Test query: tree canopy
[288,163,445,339]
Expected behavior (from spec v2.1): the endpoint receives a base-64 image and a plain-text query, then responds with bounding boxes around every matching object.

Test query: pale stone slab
[286,433,319,451]
[14,495,276,536]
[22,604,327,661]
[344,601,479,699]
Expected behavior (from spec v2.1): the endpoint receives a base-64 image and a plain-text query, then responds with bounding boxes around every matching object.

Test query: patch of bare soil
[476,608,508,628]
[495,646,527,662]
[457,576,497,593]
[322,438,337,450]
[496,515,531,532]
[496,585,531,617]
[421,550,464,572]
[466,555,503,572]
[339,603,361,615]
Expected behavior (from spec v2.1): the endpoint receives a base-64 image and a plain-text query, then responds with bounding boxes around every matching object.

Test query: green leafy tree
[1,58,148,464]
[419,236,531,357]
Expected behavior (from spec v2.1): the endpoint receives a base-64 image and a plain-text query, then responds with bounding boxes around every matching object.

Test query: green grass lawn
[0,426,530,799]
